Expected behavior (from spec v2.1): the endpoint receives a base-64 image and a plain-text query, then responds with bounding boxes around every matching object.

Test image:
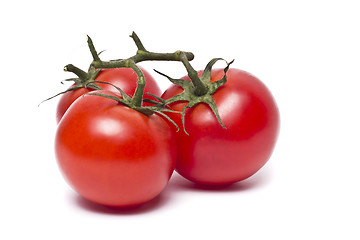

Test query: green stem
[179,52,208,96]
[68,33,196,111]
[91,32,194,69]
[128,61,146,107]
[91,51,194,69]
[130,32,147,51]
[87,35,101,61]
[64,64,89,80]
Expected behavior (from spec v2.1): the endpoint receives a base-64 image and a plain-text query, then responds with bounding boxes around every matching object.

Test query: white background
[1,0,359,239]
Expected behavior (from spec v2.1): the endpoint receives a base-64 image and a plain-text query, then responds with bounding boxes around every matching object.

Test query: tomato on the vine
[56,66,161,123]
[161,68,280,186]
[55,90,177,207]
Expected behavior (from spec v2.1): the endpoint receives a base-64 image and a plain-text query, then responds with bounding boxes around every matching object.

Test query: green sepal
[92,80,132,103]
[142,98,161,105]
[201,58,224,84]
[154,69,190,88]
[86,89,181,131]
[61,78,82,85]
[156,58,234,134]
[41,64,102,105]
[152,110,180,132]
[209,59,234,95]
[39,85,83,106]
[143,92,174,110]
[85,82,102,90]
[86,92,130,108]
[144,92,166,105]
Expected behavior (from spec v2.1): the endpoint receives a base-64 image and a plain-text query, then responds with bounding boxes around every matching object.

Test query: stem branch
[128,61,146,107]
[92,51,194,69]
[87,35,101,61]
[130,32,147,51]
[179,52,208,96]
[64,64,89,80]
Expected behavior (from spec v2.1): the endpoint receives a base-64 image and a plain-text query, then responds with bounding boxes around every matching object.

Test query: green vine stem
[86,32,195,108]
[90,32,194,69]
[178,52,208,96]
[63,64,89,81]
[128,60,146,107]
[42,32,195,109]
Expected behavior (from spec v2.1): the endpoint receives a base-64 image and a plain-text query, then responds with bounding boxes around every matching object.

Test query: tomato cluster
[49,33,280,208]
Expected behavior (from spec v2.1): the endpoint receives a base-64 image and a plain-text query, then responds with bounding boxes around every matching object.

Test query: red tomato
[56,66,161,123]
[55,90,177,207]
[161,68,280,186]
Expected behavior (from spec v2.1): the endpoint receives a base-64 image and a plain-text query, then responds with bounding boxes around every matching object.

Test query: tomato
[161,68,280,186]
[56,66,161,123]
[55,90,177,207]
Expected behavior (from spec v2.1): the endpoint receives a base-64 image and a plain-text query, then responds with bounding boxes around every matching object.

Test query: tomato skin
[56,87,90,123]
[161,68,280,186]
[56,66,161,123]
[55,91,176,207]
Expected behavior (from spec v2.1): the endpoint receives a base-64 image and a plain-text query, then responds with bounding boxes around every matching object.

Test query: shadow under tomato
[71,189,173,215]
[70,165,273,214]
[167,165,273,193]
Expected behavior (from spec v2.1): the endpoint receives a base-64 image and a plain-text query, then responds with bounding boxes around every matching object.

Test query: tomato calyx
[156,53,234,134]
[40,64,102,105]
[62,64,101,88]
[87,81,180,131]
